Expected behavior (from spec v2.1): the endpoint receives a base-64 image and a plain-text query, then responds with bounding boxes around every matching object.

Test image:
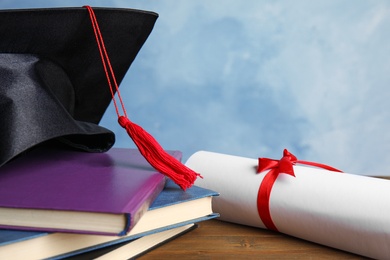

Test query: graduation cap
[0,6,200,189]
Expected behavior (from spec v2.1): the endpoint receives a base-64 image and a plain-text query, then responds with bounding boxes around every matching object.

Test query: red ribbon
[256,149,342,231]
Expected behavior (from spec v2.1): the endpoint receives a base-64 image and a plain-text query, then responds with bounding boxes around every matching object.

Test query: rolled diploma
[186,151,390,260]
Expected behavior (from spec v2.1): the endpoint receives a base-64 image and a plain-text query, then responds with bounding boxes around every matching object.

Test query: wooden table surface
[141,177,390,259]
[139,219,368,260]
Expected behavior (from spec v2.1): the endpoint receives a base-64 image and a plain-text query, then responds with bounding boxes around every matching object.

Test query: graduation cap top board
[0,6,200,189]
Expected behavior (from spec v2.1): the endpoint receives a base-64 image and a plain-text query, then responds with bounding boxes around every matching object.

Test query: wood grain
[139,219,368,259]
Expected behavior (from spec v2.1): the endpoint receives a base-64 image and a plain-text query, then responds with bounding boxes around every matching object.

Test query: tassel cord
[84,6,201,190]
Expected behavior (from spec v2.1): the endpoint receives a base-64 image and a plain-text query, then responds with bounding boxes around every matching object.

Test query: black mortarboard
[0,6,200,189]
[0,7,156,165]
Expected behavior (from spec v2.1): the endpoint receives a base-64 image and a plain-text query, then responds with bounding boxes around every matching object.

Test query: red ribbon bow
[256,149,342,231]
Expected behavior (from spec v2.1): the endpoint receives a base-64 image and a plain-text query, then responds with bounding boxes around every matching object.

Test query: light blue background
[3,1,390,175]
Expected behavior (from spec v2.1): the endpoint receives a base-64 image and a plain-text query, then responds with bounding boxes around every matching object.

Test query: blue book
[0,180,218,259]
[67,223,198,260]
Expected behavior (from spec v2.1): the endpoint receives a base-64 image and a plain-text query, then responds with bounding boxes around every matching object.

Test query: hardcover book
[0,180,218,259]
[0,146,169,236]
[71,224,197,260]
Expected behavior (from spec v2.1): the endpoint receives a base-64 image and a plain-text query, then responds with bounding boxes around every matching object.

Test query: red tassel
[119,116,202,190]
[84,6,201,190]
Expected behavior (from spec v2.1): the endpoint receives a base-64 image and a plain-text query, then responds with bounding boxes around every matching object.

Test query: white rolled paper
[186,151,390,260]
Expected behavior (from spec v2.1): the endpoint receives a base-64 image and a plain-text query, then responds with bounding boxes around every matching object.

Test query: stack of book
[0,146,218,259]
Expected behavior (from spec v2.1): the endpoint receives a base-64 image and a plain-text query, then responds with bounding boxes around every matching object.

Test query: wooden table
[141,177,390,259]
[139,219,368,259]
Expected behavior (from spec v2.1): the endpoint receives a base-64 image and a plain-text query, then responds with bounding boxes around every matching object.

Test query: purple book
[0,146,174,236]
